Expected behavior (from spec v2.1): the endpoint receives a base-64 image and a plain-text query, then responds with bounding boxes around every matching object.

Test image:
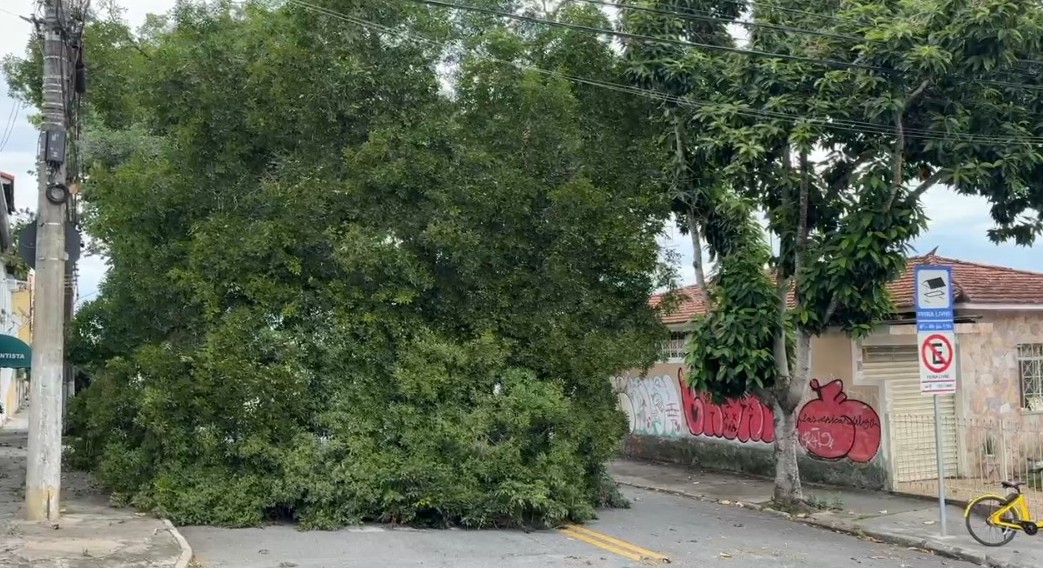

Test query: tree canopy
[6,0,675,528]
[623,0,1043,505]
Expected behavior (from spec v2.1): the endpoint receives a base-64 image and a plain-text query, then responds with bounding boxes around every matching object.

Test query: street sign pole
[933,394,947,537]
[914,264,955,538]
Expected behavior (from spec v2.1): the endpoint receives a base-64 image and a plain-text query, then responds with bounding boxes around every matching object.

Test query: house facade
[616,254,1043,498]
[0,171,27,424]
[3,276,32,422]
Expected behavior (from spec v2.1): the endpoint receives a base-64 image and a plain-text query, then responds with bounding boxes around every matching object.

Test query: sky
[1,1,1040,305]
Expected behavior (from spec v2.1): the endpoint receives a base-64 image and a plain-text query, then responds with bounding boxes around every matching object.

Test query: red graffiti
[677,372,775,443]
[797,379,881,463]
[673,371,881,462]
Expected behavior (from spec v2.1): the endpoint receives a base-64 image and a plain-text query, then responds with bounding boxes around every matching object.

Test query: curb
[615,479,1026,568]
[164,519,193,568]
[797,516,1013,568]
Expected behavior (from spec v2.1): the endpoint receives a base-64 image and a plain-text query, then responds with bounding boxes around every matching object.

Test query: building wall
[5,278,31,422]
[945,312,1043,478]
[618,311,1043,493]
[955,312,1043,424]
[12,278,32,344]
[0,265,18,424]
[615,330,889,490]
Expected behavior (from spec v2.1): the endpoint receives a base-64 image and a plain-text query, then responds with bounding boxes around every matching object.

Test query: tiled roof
[652,253,1043,325]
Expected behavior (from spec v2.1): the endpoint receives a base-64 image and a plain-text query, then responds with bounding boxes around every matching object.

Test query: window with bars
[1019,343,1043,411]
[659,331,688,362]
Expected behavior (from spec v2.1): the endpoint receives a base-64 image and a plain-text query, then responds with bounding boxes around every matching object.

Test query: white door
[864,345,958,483]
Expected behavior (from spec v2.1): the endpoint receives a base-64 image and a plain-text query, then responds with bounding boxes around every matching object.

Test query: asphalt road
[183,486,972,568]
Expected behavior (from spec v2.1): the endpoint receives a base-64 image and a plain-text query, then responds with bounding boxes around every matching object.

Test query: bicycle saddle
[1002,480,1026,489]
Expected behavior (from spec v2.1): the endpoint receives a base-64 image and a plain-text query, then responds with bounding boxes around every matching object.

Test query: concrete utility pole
[25,0,72,522]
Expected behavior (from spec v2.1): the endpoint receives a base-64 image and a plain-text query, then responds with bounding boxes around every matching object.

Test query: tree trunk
[771,329,812,506]
[686,207,709,302]
[772,401,802,504]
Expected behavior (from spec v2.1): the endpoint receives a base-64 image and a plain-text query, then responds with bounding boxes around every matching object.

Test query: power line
[585,0,1043,84]
[424,0,1043,93]
[406,0,888,72]
[290,0,1043,144]
[287,0,1043,145]
[597,0,1043,85]
[579,0,864,44]
[0,103,20,152]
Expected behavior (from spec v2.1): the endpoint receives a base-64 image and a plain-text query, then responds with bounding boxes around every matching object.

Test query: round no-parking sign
[920,333,954,374]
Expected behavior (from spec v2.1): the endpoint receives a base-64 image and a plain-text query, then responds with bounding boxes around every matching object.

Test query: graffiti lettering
[615,374,685,437]
[621,373,882,463]
[799,429,835,452]
[796,379,881,463]
[677,371,775,443]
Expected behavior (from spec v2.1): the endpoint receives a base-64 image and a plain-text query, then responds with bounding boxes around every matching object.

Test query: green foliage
[624,0,1043,501]
[30,0,671,528]
[684,193,780,402]
[796,184,928,338]
[625,0,1043,402]
[2,209,34,281]
[71,333,611,528]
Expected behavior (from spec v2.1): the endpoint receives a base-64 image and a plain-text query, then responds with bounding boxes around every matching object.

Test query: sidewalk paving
[610,459,1043,568]
[0,412,191,568]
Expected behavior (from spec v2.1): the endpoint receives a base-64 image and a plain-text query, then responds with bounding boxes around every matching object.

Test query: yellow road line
[558,524,670,563]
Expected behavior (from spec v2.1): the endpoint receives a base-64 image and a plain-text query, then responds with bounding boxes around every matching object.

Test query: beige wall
[620,311,1043,491]
[616,330,884,465]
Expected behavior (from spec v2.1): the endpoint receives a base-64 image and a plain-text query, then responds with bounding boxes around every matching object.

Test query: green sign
[0,335,31,369]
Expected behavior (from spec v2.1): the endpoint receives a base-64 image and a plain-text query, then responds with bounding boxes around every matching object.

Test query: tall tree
[7,0,673,527]
[625,0,1043,506]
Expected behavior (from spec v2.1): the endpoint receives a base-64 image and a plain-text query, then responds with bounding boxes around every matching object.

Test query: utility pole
[26,0,72,522]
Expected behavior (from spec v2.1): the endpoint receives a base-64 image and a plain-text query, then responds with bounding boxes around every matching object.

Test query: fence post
[1000,420,1009,482]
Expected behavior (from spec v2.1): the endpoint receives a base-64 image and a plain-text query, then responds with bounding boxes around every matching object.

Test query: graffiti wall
[796,378,881,463]
[678,369,775,444]
[614,374,686,437]
[617,370,882,464]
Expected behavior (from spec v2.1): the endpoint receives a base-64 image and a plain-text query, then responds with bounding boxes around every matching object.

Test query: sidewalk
[0,412,191,568]
[610,459,1043,568]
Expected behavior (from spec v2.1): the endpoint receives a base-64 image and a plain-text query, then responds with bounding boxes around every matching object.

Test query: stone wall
[958,312,1043,426]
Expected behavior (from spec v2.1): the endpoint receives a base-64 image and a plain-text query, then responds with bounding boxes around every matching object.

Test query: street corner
[0,509,187,568]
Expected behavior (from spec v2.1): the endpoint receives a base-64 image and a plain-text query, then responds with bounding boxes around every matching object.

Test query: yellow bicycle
[964,480,1040,546]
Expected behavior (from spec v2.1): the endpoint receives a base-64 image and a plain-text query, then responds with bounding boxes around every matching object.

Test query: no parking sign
[914,265,956,395]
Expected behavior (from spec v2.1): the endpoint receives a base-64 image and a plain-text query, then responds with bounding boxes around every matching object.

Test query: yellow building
[0,171,29,423]
[4,275,32,417]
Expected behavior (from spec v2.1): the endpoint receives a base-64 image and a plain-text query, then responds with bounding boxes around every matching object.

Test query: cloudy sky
[1,1,1040,303]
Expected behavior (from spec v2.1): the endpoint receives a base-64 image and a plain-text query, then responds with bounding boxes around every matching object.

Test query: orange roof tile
[652,253,1043,325]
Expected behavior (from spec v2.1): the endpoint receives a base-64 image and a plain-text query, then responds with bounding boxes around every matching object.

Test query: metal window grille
[659,332,688,361]
[1019,344,1043,411]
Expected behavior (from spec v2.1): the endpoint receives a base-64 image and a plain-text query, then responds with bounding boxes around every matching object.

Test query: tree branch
[773,143,795,391]
[829,147,877,193]
[687,208,710,305]
[823,295,840,324]
[910,169,949,200]
[795,149,810,304]
[892,111,905,192]
[673,115,710,306]
[887,80,932,208]
[906,79,931,110]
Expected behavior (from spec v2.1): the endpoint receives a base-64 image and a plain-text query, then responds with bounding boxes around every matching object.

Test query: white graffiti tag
[799,428,836,452]
[612,374,684,437]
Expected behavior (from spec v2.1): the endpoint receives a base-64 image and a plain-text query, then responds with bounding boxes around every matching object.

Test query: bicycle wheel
[965,495,1020,547]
